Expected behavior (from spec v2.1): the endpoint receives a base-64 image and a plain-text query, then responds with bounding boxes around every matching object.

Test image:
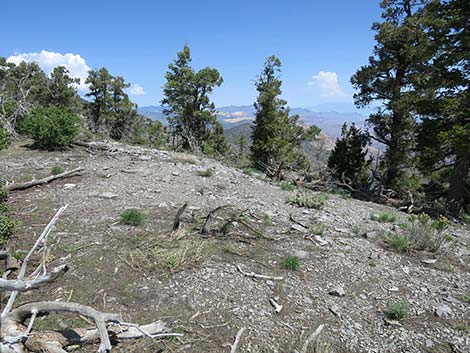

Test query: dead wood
[201,205,230,234]
[173,202,188,231]
[5,168,83,192]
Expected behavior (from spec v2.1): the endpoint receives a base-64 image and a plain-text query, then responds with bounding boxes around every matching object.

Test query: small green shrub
[384,233,411,253]
[460,294,470,303]
[459,212,470,225]
[120,209,144,226]
[405,214,448,252]
[263,213,273,225]
[0,188,8,203]
[385,300,410,320]
[281,255,301,271]
[370,212,397,223]
[280,182,295,191]
[197,168,213,177]
[0,126,11,151]
[288,193,327,209]
[50,165,65,175]
[0,214,17,244]
[27,107,81,150]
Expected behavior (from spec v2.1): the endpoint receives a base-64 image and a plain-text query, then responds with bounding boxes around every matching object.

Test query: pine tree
[351,0,429,192]
[415,0,470,214]
[162,45,225,152]
[46,66,81,111]
[328,123,371,187]
[251,56,307,176]
[85,68,137,140]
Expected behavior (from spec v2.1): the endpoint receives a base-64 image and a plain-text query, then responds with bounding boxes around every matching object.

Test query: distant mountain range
[138,105,368,138]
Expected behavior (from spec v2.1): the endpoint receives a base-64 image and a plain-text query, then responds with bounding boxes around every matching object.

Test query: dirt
[1,140,470,353]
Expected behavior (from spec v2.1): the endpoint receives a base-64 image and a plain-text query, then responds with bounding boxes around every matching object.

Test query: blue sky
[1,0,382,110]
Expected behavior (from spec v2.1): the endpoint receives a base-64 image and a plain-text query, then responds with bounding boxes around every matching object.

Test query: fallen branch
[0,265,68,292]
[229,327,246,353]
[269,297,283,313]
[237,265,283,281]
[301,324,325,353]
[173,202,188,231]
[5,168,83,192]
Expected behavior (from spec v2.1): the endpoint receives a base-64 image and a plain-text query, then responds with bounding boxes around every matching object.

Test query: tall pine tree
[351,0,429,193]
[251,56,307,177]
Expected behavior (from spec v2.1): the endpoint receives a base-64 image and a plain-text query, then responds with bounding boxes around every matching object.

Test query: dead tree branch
[5,168,83,192]
[173,202,188,231]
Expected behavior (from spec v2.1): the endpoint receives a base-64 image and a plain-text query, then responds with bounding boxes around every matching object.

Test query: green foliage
[46,66,81,111]
[281,255,300,271]
[147,120,167,148]
[50,165,64,175]
[251,56,309,175]
[0,188,8,203]
[460,212,470,225]
[385,300,410,320]
[351,0,429,191]
[328,123,371,187]
[0,213,16,245]
[0,126,11,151]
[384,233,411,253]
[280,181,296,191]
[203,121,230,156]
[288,193,327,209]
[85,68,137,140]
[120,209,144,226]
[370,212,398,223]
[162,45,224,152]
[27,107,80,149]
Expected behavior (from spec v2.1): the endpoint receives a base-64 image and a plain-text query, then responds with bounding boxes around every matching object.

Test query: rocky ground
[1,140,469,353]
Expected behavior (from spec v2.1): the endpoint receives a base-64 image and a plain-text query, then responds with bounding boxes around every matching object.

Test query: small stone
[388,287,399,292]
[138,155,151,161]
[329,304,341,316]
[294,250,309,259]
[98,192,118,199]
[172,171,180,176]
[363,231,379,239]
[422,259,437,264]
[63,183,76,190]
[291,223,308,233]
[434,304,452,318]
[443,295,461,304]
[329,287,346,297]
[425,339,434,349]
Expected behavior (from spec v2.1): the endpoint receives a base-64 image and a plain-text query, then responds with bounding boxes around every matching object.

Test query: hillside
[138,105,368,138]
[1,141,469,353]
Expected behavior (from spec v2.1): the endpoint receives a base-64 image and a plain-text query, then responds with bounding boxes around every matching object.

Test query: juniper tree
[251,56,307,175]
[351,0,429,193]
[162,45,225,152]
[328,123,371,187]
[45,66,81,112]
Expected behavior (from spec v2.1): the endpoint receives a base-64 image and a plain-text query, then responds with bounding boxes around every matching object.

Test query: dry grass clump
[128,228,207,273]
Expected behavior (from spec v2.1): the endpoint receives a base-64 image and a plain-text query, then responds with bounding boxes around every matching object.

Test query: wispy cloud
[7,50,90,91]
[129,83,145,95]
[308,71,348,98]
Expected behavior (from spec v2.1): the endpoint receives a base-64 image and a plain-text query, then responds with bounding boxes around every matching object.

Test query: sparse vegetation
[385,300,410,320]
[370,212,398,223]
[0,126,11,151]
[50,165,65,175]
[120,209,144,226]
[384,233,411,253]
[288,193,327,209]
[281,181,296,191]
[281,255,301,271]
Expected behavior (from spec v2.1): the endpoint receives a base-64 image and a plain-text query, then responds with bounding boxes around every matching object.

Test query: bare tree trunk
[446,153,470,215]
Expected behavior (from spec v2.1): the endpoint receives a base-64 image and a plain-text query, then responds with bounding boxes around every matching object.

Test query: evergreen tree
[251,56,307,176]
[351,0,429,192]
[415,0,470,214]
[162,45,225,152]
[328,123,371,187]
[46,66,81,111]
[238,134,247,155]
[85,68,137,139]
[203,121,230,156]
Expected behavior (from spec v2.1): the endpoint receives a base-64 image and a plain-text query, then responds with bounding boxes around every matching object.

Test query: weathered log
[5,168,83,192]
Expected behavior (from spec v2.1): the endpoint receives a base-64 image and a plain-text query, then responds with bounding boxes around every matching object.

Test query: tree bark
[446,153,470,215]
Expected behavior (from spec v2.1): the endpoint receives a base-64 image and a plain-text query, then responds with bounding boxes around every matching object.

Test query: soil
[1,140,469,353]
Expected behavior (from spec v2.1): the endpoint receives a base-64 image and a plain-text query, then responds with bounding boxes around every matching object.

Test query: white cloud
[129,83,145,95]
[308,71,347,98]
[7,50,90,91]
